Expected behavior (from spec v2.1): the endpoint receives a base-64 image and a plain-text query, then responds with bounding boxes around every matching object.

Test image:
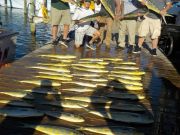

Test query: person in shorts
[133,0,172,56]
[51,0,72,46]
[72,0,100,49]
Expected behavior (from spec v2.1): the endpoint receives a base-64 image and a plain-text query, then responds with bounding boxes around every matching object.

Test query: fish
[24,89,61,95]
[78,61,109,65]
[39,54,76,59]
[35,75,72,81]
[108,83,143,91]
[117,78,143,86]
[50,59,74,63]
[71,63,105,69]
[61,88,96,92]
[107,92,145,100]
[110,70,145,75]
[45,111,85,123]
[19,80,61,87]
[113,66,139,70]
[22,123,83,135]
[38,71,73,78]
[103,58,123,61]
[82,108,154,124]
[62,81,97,88]
[108,74,142,81]
[77,126,143,135]
[100,0,115,18]
[79,77,108,82]
[39,99,89,108]
[0,91,33,99]
[139,0,172,17]
[37,63,70,67]
[29,66,70,73]
[0,107,44,117]
[114,61,136,65]
[0,100,33,107]
[79,58,104,62]
[73,67,108,73]
[62,96,112,103]
[72,73,101,77]
[105,102,146,112]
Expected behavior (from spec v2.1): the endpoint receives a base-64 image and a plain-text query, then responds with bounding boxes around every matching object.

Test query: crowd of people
[50,0,173,56]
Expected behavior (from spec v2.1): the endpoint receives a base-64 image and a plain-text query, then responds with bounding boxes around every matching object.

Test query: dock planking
[0,43,179,135]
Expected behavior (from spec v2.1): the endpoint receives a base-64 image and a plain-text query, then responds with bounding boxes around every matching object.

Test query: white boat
[0,29,18,66]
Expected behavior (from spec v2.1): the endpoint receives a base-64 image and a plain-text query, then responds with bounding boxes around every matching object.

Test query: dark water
[0,6,51,59]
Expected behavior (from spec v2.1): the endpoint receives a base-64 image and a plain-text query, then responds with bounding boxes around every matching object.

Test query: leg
[89,31,101,44]
[118,20,126,48]
[75,29,85,48]
[51,25,58,40]
[127,20,137,46]
[63,24,70,39]
[105,17,113,47]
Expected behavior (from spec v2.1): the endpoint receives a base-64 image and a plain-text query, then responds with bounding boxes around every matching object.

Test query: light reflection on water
[0,7,51,59]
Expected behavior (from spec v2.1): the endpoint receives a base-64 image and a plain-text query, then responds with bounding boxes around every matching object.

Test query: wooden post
[24,0,27,15]
[4,0,7,8]
[9,0,12,8]
[30,0,36,35]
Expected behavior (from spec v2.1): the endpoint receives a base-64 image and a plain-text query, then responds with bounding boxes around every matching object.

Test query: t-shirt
[146,0,172,19]
[72,7,94,29]
[51,0,69,10]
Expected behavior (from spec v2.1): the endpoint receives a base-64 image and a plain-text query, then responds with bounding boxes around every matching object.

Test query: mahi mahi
[29,66,70,73]
[22,123,83,135]
[19,80,61,87]
[0,107,43,117]
[37,63,70,67]
[45,111,85,123]
[110,70,145,75]
[79,77,108,82]
[0,99,33,107]
[73,67,108,73]
[117,78,143,86]
[77,126,143,135]
[71,63,105,69]
[108,74,142,81]
[35,75,72,81]
[0,91,33,99]
[61,88,96,92]
[39,54,76,59]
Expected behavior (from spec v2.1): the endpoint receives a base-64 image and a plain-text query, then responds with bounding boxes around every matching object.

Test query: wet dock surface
[0,43,179,135]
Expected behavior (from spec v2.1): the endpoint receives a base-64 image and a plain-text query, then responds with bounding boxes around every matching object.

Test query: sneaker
[59,39,68,47]
[115,45,124,50]
[86,43,96,50]
[52,40,58,46]
[150,48,157,56]
[127,45,134,53]
[133,45,141,53]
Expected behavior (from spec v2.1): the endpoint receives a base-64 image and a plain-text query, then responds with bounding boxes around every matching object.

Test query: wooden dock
[0,43,179,135]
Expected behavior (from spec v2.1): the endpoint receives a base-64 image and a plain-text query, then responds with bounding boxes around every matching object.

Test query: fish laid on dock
[0,107,43,118]
[37,63,70,67]
[38,71,73,78]
[117,78,143,86]
[111,70,145,75]
[35,75,72,81]
[82,108,154,124]
[79,58,104,62]
[0,99,33,107]
[22,123,83,135]
[72,73,102,77]
[107,91,145,100]
[39,99,89,109]
[29,66,70,73]
[62,96,112,103]
[105,102,146,112]
[61,88,97,92]
[113,66,139,70]
[71,63,105,69]
[77,126,143,135]
[78,61,109,65]
[62,81,97,88]
[39,54,76,59]
[73,67,108,73]
[24,89,61,95]
[79,77,108,82]
[108,74,142,81]
[0,91,33,99]
[108,83,143,91]
[19,80,61,87]
[45,111,85,123]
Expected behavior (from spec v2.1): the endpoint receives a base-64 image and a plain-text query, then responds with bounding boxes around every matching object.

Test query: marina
[0,1,180,135]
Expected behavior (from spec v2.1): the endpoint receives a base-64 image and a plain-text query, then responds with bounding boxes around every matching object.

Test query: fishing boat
[0,28,18,66]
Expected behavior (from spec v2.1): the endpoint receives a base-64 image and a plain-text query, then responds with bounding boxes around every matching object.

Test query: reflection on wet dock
[0,43,179,135]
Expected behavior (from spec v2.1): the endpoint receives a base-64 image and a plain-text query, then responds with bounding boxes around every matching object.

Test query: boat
[0,28,18,66]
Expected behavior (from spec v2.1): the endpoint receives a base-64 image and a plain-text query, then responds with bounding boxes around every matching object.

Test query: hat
[84,0,91,3]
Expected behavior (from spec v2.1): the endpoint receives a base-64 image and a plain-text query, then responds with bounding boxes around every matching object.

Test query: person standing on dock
[51,0,72,46]
[133,0,172,56]
[116,0,143,53]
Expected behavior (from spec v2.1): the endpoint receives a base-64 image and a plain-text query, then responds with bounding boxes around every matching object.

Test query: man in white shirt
[72,0,100,49]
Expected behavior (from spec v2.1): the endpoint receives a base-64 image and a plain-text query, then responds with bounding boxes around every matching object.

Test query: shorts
[51,7,71,25]
[138,16,161,39]
[75,26,97,45]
